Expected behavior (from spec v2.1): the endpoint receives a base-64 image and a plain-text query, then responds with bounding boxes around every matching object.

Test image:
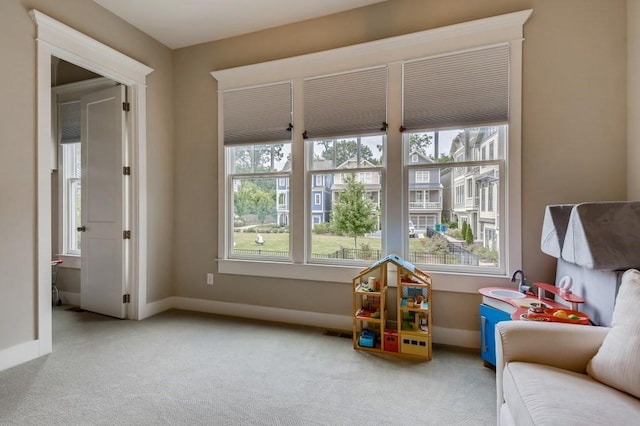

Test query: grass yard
[233,231,428,255]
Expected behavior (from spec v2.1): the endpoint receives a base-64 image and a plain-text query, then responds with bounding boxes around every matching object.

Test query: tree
[438,153,454,163]
[465,227,474,245]
[331,174,378,254]
[461,221,468,240]
[409,133,433,158]
[234,179,276,224]
[318,138,376,166]
[233,144,285,173]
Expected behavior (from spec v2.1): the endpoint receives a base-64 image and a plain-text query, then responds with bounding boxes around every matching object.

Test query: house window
[310,135,384,262]
[60,142,82,255]
[228,143,292,258]
[405,126,505,271]
[314,193,321,205]
[214,10,528,282]
[402,44,509,272]
[488,183,495,212]
[415,171,430,183]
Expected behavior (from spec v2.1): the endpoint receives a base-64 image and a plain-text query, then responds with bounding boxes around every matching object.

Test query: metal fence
[235,241,479,266]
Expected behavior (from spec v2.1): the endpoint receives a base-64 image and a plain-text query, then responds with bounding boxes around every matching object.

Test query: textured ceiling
[93,0,388,49]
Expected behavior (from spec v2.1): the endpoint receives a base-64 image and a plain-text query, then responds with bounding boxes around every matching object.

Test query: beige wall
[172,0,627,333]
[0,0,630,356]
[630,0,640,199]
[0,0,174,351]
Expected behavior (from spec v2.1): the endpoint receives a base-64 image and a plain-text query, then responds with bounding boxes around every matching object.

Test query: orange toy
[521,307,590,325]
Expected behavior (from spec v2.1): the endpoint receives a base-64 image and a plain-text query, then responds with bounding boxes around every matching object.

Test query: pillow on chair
[587,268,640,398]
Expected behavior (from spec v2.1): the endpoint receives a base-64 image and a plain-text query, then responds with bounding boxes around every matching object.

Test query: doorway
[52,60,128,318]
[32,10,153,357]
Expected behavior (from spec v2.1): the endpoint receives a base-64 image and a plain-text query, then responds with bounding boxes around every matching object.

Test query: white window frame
[60,143,82,256]
[212,10,529,291]
[314,193,321,205]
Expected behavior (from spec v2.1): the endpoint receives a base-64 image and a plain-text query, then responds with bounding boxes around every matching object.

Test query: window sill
[56,254,80,269]
[217,258,513,293]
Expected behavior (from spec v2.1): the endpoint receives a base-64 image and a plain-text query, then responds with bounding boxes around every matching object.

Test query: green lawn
[233,231,427,255]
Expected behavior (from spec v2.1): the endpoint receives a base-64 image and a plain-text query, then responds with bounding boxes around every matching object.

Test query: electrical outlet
[206,273,214,285]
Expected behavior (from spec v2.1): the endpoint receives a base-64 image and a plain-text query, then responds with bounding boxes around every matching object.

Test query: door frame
[31,10,153,356]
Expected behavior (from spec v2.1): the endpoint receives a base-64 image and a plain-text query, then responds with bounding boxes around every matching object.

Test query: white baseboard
[145,296,480,349]
[432,326,480,349]
[140,297,175,320]
[0,340,41,372]
[172,297,352,331]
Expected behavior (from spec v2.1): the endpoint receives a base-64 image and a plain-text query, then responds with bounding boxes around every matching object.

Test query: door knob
[77,226,86,232]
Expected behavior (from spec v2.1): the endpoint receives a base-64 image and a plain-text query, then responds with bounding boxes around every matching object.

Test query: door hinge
[123,166,131,176]
[123,230,131,240]
[122,102,130,112]
[123,294,131,304]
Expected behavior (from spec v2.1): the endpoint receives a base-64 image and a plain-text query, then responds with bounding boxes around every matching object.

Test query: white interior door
[80,85,128,319]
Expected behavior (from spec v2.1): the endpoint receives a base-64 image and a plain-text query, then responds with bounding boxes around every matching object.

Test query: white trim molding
[144,297,481,349]
[212,9,532,89]
[0,341,41,373]
[25,9,153,371]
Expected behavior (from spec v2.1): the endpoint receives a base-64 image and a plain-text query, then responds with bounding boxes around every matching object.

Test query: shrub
[461,222,468,239]
[420,234,450,255]
[465,227,474,244]
[446,228,464,240]
[312,222,332,234]
[359,242,373,260]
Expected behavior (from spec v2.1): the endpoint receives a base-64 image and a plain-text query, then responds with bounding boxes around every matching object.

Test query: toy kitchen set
[480,201,640,367]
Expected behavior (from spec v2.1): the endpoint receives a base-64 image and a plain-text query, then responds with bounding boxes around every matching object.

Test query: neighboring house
[407,151,444,233]
[275,158,334,228]
[311,172,333,227]
[276,159,291,227]
[449,127,504,250]
[276,176,290,227]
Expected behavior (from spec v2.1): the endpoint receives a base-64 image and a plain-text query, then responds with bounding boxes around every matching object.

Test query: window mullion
[291,77,305,264]
[385,62,403,257]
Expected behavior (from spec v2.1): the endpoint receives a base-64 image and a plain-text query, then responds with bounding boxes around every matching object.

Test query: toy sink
[487,289,525,299]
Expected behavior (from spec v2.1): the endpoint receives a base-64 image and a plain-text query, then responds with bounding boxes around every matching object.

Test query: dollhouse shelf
[352,254,432,360]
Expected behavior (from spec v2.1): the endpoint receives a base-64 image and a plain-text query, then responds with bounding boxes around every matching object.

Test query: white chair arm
[494,321,610,424]
[496,321,610,373]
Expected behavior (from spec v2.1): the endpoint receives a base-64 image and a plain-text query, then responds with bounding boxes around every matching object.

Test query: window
[415,171,430,183]
[405,126,505,271]
[309,136,384,262]
[214,10,528,283]
[223,82,293,260]
[314,193,321,205]
[60,142,82,255]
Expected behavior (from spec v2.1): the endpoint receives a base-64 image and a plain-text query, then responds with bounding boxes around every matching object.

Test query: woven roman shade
[59,101,81,144]
[403,44,509,130]
[223,82,292,145]
[304,66,387,139]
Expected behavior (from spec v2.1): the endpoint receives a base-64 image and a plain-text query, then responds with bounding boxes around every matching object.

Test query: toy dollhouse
[352,254,432,360]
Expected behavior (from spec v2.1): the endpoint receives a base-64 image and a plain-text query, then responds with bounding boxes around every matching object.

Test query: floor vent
[322,330,352,339]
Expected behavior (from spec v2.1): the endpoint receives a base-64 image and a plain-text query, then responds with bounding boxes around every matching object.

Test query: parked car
[409,220,416,238]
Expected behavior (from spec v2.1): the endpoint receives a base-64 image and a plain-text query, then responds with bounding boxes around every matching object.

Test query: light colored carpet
[0,307,496,425]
